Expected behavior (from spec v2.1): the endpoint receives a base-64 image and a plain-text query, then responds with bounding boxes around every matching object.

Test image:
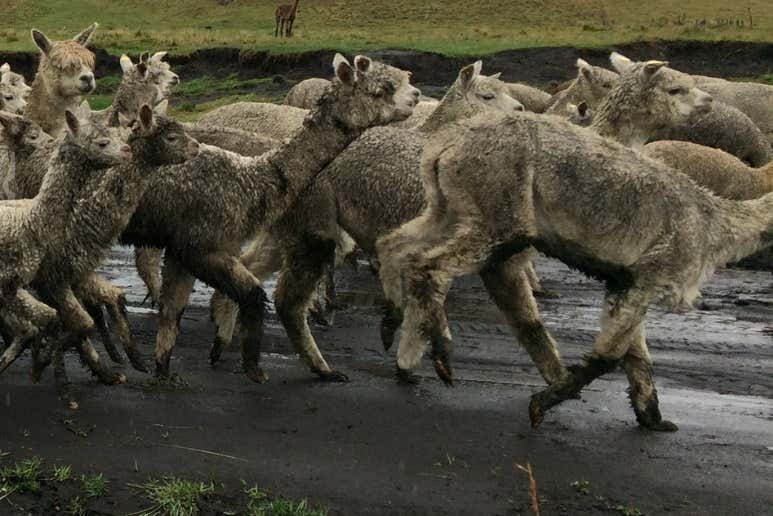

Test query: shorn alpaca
[378,59,718,431]
[0,108,131,374]
[275,0,300,37]
[25,24,98,138]
[117,54,419,382]
[207,63,547,381]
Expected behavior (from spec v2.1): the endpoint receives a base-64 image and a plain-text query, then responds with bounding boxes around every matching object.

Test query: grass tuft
[82,473,108,498]
[245,484,327,516]
[52,464,72,482]
[142,475,214,516]
[0,457,42,494]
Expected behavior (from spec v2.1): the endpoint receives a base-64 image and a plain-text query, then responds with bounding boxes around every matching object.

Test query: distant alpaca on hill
[275,0,300,38]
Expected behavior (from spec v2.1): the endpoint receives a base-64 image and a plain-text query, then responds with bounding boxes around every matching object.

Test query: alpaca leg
[136,246,163,306]
[524,260,558,299]
[0,291,57,374]
[622,324,677,431]
[275,237,347,381]
[479,254,567,386]
[210,234,282,364]
[183,251,268,384]
[529,288,652,428]
[154,255,195,377]
[396,220,494,384]
[83,300,123,365]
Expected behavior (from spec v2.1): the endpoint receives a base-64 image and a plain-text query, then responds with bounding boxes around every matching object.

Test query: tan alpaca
[25,24,98,138]
[275,0,300,38]
[377,59,716,431]
[645,140,773,199]
[286,78,331,109]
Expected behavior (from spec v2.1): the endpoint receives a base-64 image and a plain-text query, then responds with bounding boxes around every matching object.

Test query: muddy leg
[524,260,559,299]
[479,253,567,385]
[83,300,123,365]
[184,251,268,384]
[529,288,652,428]
[275,237,348,381]
[153,255,195,377]
[136,246,163,306]
[622,324,678,431]
[210,233,281,365]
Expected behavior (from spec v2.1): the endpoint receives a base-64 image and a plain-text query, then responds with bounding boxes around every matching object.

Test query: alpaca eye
[479,93,495,100]
[668,87,684,95]
[98,141,109,148]
[602,82,612,89]
[166,135,178,142]
[3,95,12,101]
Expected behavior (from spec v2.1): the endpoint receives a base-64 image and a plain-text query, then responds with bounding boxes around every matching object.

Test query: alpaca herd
[1,22,772,432]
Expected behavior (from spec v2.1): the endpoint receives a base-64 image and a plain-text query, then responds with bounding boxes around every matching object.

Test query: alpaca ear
[31,29,53,55]
[354,55,372,74]
[139,52,149,64]
[117,112,133,128]
[120,54,134,74]
[0,63,9,75]
[139,104,154,131]
[73,22,98,47]
[577,101,588,117]
[640,60,668,85]
[135,62,148,78]
[153,99,169,115]
[609,52,635,74]
[77,100,92,122]
[459,60,482,90]
[333,53,354,85]
[150,51,168,64]
[577,58,593,80]
[488,72,502,80]
[64,110,80,137]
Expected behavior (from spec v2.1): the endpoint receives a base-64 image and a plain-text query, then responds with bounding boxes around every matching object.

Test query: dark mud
[2,40,772,91]
[1,248,772,515]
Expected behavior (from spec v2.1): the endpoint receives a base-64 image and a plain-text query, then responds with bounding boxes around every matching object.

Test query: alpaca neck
[418,86,469,134]
[26,74,83,138]
[709,193,773,266]
[261,102,359,220]
[590,106,648,149]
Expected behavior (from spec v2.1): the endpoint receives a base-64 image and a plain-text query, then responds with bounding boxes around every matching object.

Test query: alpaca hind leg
[136,246,163,306]
[83,299,123,365]
[479,253,567,386]
[529,288,652,428]
[275,237,347,381]
[185,251,268,383]
[622,324,677,431]
[396,221,493,384]
[154,255,195,377]
[524,260,558,299]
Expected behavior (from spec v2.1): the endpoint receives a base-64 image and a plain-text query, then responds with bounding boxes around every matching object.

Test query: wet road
[1,246,772,515]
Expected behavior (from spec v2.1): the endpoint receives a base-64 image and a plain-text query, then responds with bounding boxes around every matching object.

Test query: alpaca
[546,58,619,116]
[116,54,419,382]
[197,101,307,140]
[1,63,31,115]
[25,24,98,138]
[286,78,331,109]
[644,140,773,200]
[205,62,553,382]
[377,59,716,431]
[693,75,773,146]
[275,0,300,38]
[504,82,552,113]
[0,108,131,375]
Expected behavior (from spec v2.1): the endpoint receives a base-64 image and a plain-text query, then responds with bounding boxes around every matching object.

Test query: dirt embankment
[1,40,771,88]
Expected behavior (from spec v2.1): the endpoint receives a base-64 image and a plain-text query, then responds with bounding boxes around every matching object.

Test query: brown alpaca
[275,0,300,38]
[25,24,98,138]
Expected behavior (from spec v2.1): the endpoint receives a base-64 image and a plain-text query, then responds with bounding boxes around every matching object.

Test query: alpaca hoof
[245,365,269,384]
[314,369,350,383]
[433,359,454,387]
[101,372,126,385]
[395,366,420,384]
[528,394,547,428]
[154,359,171,378]
[635,405,679,432]
[308,306,333,327]
[209,337,226,366]
[642,419,679,432]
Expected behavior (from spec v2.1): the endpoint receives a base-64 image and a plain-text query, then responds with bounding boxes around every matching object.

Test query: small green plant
[66,496,87,516]
[571,479,591,495]
[0,457,42,494]
[616,505,643,516]
[245,484,327,516]
[81,473,107,498]
[52,464,72,482]
[142,476,214,516]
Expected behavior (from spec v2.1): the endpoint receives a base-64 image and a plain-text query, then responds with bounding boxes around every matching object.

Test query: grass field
[2,0,772,56]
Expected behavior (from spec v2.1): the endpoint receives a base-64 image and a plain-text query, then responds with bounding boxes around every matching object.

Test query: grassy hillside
[2,0,772,56]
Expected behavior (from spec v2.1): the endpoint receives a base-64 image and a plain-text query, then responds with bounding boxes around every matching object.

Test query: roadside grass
[2,0,772,56]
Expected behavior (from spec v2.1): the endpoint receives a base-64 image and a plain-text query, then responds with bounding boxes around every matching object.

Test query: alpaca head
[455,61,524,114]
[63,103,132,168]
[609,52,713,126]
[316,54,421,131]
[120,51,179,103]
[1,64,30,115]
[0,111,52,150]
[574,58,618,108]
[31,23,98,97]
[127,102,200,167]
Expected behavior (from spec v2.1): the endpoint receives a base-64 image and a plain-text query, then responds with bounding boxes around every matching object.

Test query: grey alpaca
[1,63,31,115]
[504,82,553,113]
[117,55,420,382]
[377,59,717,431]
[286,77,331,109]
[207,63,545,380]
[0,108,130,374]
[546,58,618,116]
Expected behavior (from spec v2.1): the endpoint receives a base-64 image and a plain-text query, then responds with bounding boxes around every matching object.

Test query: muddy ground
[1,246,772,515]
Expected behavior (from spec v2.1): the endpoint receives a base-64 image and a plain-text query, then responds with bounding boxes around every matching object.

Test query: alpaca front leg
[136,246,163,306]
[275,238,348,382]
[529,288,652,428]
[154,255,195,378]
[622,324,678,431]
[83,300,123,365]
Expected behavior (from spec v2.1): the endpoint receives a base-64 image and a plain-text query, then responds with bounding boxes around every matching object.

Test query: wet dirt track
[1,247,772,515]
